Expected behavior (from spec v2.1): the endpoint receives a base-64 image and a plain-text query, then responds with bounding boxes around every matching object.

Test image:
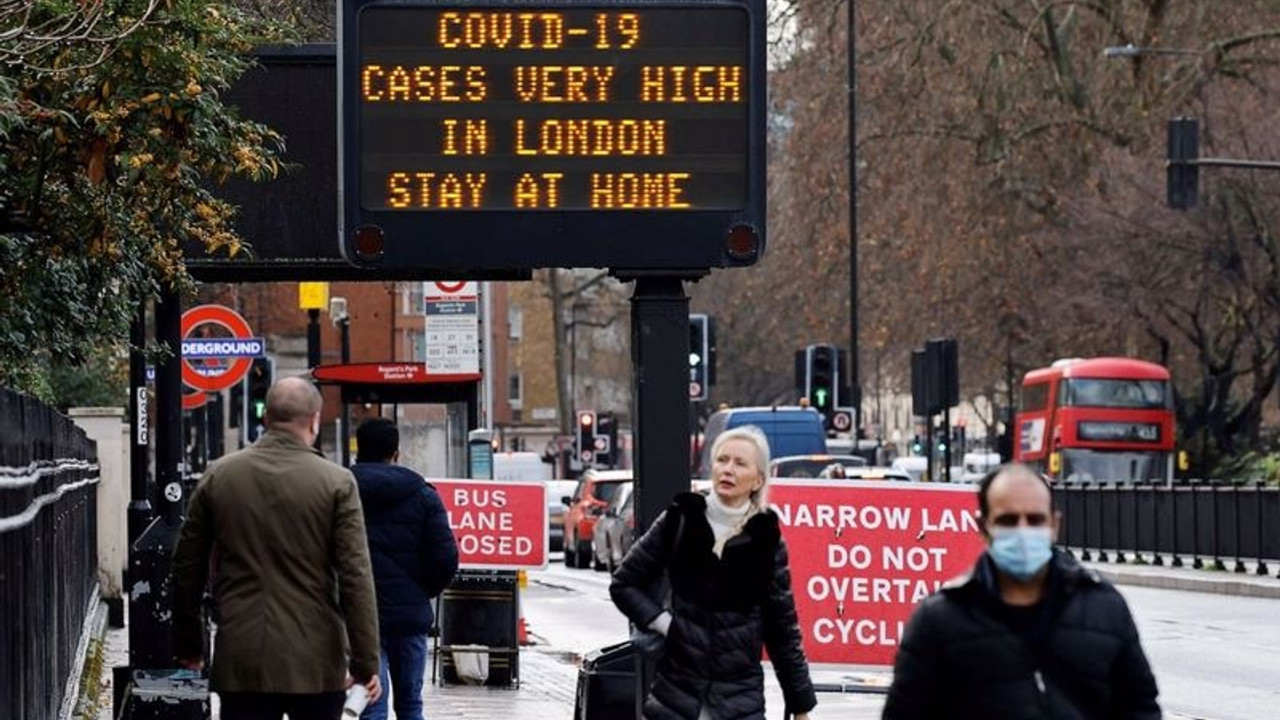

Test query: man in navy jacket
[353,418,459,720]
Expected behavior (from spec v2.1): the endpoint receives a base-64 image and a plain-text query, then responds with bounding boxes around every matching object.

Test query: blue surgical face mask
[988,527,1054,581]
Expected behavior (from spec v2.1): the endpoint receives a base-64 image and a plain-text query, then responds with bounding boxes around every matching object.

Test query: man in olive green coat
[173,377,382,719]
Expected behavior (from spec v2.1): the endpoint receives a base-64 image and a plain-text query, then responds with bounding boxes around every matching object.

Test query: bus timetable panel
[339,0,767,271]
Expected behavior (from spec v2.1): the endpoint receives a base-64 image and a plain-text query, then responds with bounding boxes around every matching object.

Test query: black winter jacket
[352,462,459,636]
[610,492,817,720]
[883,551,1161,720]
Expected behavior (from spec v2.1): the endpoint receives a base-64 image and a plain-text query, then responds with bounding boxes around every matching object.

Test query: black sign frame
[338,0,767,272]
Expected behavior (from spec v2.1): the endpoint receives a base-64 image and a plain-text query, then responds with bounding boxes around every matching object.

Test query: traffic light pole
[847,0,862,436]
[621,272,697,720]
[127,301,153,546]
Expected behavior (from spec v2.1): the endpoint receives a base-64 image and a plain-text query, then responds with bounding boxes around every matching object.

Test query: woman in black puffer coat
[610,426,817,720]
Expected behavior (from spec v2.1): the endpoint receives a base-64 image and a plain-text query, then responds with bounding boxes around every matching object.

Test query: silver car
[592,482,634,573]
[546,479,579,553]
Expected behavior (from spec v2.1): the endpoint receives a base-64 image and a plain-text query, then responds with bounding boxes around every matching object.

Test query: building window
[508,373,523,409]
[405,283,425,315]
[408,329,426,362]
[508,306,523,340]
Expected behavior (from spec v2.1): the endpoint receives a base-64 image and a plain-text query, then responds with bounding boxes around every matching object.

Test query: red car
[561,469,632,569]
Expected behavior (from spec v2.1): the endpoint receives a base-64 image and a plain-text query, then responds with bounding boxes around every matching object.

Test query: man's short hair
[356,417,399,463]
[264,378,322,425]
[977,462,1055,519]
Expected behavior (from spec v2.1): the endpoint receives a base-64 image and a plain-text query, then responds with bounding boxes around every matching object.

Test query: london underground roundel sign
[180,305,265,393]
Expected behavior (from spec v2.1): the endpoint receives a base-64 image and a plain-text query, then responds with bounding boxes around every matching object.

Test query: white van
[961,452,1002,483]
[492,451,552,482]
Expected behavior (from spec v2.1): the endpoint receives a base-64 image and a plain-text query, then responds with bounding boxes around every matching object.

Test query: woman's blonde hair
[708,425,772,508]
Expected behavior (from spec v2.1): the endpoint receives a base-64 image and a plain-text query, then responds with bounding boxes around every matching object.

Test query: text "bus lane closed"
[433,479,548,570]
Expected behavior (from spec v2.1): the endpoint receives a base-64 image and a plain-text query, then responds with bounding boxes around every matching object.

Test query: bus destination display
[356,6,749,212]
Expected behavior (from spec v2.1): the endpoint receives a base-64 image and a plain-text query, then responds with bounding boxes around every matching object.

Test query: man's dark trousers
[362,633,428,720]
[220,691,345,720]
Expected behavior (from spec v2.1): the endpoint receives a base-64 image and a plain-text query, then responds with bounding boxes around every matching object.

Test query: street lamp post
[331,297,352,467]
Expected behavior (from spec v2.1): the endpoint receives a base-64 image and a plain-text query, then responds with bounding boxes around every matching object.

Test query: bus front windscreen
[1061,449,1168,483]
[1060,379,1169,409]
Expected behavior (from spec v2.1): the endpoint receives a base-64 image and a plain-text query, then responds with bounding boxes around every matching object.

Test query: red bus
[1014,358,1175,482]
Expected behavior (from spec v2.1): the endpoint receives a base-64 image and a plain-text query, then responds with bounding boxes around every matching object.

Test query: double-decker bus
[1014,358,1175,482]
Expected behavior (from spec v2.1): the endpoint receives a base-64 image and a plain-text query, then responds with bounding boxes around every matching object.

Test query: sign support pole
[127,300,153,545]
[624,273,698,720]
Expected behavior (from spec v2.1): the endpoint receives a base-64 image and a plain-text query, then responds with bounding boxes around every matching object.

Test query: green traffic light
[814,388,828,408]
[253,399,266,420]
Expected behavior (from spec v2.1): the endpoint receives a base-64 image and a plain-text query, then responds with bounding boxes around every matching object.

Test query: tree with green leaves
[0,0,289,397]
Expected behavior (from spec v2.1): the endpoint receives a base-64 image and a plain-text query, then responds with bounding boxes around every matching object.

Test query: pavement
[85,554,1280,720]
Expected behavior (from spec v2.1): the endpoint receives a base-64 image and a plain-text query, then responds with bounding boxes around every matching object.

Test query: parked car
[696,406,828,478]
[545,479,579,553]
[562,469,632,569]
[770,454,869,478]
[592,482,634,573]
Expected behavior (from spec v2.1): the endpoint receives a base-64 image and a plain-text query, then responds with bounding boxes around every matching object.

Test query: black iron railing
[1053,481,1280,575]
[0,388,99,720]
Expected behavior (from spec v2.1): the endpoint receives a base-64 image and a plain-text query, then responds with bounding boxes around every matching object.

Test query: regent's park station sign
[339,0,767,271]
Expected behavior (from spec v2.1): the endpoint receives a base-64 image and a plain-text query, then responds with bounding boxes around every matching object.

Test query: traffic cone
[517,616,531,646]
[516,571,533,645]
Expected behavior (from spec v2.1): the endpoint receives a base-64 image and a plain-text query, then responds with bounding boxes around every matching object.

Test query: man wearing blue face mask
[882,463,1160,720]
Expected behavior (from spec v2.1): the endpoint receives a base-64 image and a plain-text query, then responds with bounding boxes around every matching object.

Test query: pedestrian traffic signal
[1167,117,1199,210]
[807,344,837,412]
[689,315,709,402]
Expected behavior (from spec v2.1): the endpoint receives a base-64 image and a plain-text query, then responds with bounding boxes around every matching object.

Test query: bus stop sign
[338,0,767,271]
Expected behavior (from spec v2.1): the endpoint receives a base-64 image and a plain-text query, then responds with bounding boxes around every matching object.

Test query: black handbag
[627,508,686,659]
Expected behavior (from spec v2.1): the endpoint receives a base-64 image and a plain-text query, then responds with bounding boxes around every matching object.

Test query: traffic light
[595,411,618,467]
[244,357,273,443]
[576,410,597,466]
[1167,117,1199,210]
[911,435,924,455]
[807,344,837,413]
[228,382,243,429]
[689,315,709,402]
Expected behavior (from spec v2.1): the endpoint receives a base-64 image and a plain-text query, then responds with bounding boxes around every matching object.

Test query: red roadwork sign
[770,479,987,665]
[432,479,548,570]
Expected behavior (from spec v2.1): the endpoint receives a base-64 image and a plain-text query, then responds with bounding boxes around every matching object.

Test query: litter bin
[438,570,518,686]
[574,641,636,720]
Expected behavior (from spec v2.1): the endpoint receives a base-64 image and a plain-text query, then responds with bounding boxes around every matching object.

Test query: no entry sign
[769,479,987,665]
[433,479,548,570]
